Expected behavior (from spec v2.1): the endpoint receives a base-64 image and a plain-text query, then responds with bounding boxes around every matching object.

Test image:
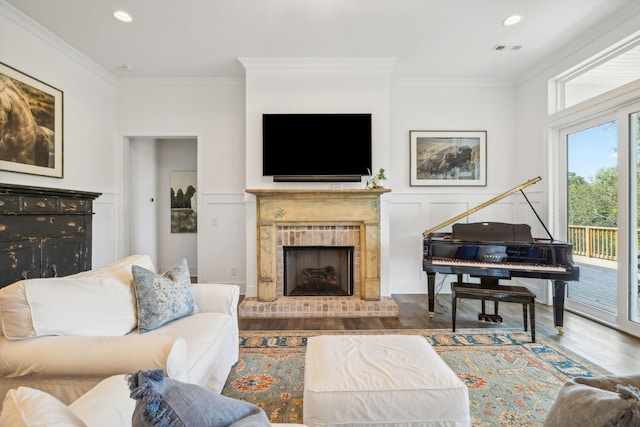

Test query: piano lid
[423,177,554,239]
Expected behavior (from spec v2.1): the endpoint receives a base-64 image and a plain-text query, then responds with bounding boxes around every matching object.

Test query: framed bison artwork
[410,130,486,186]
[0,62,63,178]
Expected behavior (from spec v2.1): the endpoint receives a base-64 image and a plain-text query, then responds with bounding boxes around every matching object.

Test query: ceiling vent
[491,44,523,51]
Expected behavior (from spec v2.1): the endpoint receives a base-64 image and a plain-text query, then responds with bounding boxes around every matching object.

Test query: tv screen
[262,113,372,181]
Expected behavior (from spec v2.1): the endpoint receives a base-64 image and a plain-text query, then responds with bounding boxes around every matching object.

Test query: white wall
[0,0,539,296]
[387,81,530,294]
[117,80,247,287]
[0,3,119,269]
[129,138,158,264]
[6,1,640,301]
[240,58,395,297]
[240,58,394,190]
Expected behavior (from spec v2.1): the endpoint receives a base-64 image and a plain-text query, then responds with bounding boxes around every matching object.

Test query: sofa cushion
[0,255,154,340]
[544,374,640,427]
[69,375,136,427]
[127,369,270,426]
[128,311,234,391]
[132,259,199,333]
[0,386,87,427]
[72,254,155,282]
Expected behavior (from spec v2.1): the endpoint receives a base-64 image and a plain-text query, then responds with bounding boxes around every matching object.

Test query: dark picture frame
[410,130,486,186]
[0,62,63,178]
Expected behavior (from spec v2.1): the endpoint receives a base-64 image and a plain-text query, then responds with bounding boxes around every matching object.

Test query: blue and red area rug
[221,329,609,426]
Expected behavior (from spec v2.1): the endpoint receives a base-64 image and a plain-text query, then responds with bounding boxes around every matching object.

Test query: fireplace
[240,189,399,318]
[284,246,354,296]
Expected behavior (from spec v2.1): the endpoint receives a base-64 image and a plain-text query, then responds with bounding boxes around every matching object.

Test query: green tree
[569,167,617,227]
[567,172,592,226]
[568,114,640,228]
[589,167,618,227]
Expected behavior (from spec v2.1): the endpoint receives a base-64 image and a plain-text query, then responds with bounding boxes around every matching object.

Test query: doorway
[126,137,198,276]
[560,105,640,337]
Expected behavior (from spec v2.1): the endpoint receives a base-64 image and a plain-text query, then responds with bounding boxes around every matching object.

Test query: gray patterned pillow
[132,259,199,333]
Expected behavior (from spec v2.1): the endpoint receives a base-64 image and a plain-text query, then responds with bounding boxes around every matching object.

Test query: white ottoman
[303,335,470,427]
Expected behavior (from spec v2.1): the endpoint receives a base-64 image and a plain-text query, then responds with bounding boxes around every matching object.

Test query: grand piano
[422,177,580,334]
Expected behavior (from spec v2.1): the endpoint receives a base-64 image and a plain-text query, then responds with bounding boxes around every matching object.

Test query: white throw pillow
[0,387,87,427]
[26,273,138,337]
[0,255,154,340]
[69,374,136,427]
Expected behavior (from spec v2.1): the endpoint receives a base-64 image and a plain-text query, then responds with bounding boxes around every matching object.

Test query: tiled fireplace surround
[239,189,399,318]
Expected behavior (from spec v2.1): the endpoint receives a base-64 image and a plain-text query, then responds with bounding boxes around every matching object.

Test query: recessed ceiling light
[502,14,523,26]
[113,10,133,23]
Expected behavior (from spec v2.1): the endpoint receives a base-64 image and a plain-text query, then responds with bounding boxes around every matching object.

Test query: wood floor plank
[238,294,640,375]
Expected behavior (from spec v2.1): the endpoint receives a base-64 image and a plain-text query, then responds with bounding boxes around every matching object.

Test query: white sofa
[0,254,240,410]
[0,374,306,427]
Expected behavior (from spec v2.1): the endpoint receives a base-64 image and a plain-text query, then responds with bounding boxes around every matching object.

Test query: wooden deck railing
[568,225,619,260]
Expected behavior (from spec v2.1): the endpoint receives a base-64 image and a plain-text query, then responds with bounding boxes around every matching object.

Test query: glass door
[562,105,640,335]
[565,119,619,325]
[626,108,640,326]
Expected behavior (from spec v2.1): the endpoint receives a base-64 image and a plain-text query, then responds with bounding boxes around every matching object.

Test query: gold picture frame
[0,62,63,178]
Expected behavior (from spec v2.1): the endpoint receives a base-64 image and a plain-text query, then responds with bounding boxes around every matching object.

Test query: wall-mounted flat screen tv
[262,113,372,182]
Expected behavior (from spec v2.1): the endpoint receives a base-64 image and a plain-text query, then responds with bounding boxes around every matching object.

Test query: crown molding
[0,1,117,86]
[238,57,396,73]
[117,77,244,87]
[392,78,516,88]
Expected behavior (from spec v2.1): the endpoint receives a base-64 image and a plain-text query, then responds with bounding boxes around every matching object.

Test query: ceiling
[4,0,639,81]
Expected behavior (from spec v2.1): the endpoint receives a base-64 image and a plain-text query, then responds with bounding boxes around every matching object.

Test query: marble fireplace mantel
[245,188,391,303]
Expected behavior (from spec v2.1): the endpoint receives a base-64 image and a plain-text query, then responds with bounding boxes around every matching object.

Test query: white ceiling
[4,0,638,80]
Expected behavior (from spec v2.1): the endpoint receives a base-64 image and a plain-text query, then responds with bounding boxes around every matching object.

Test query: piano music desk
[451,281,536,342]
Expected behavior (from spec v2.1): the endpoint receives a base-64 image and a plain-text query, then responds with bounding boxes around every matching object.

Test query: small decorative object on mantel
[366,168,387,189]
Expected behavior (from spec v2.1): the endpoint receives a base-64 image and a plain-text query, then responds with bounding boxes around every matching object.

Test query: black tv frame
[262,113,372,183]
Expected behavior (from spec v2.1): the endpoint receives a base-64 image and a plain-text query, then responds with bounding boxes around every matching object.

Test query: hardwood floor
[238,294,640,376]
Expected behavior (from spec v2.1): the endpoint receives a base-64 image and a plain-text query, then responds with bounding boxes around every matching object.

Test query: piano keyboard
[430,258,568,272]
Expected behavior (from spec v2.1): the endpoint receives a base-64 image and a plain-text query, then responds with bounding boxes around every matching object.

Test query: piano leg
[553,280,567,335]
[427,272,435,318]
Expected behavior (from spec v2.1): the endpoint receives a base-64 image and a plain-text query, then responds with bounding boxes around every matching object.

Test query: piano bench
[451,282,536,342]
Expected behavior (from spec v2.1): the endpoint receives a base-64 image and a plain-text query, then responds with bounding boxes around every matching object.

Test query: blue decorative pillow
[132,259,199,333]
[127,369,271,427]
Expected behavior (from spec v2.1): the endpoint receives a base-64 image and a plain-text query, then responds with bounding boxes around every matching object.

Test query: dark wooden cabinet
[0,184,101,288]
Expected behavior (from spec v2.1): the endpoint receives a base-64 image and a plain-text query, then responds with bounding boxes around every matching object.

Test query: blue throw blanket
[127,369,271,427]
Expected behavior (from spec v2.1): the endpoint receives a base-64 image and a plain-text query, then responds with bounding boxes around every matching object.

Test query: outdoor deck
[568,256,636,315]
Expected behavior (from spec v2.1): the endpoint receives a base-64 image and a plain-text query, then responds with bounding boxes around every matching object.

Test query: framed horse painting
[0,62,63,178]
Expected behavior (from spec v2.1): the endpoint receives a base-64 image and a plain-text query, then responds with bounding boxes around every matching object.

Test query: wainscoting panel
[387,189,546,295]
[193,189,549,300]
[389,200,424,294]
[200,194,247,292]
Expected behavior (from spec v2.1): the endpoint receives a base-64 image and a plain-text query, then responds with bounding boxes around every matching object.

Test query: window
[552,33,640,111]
